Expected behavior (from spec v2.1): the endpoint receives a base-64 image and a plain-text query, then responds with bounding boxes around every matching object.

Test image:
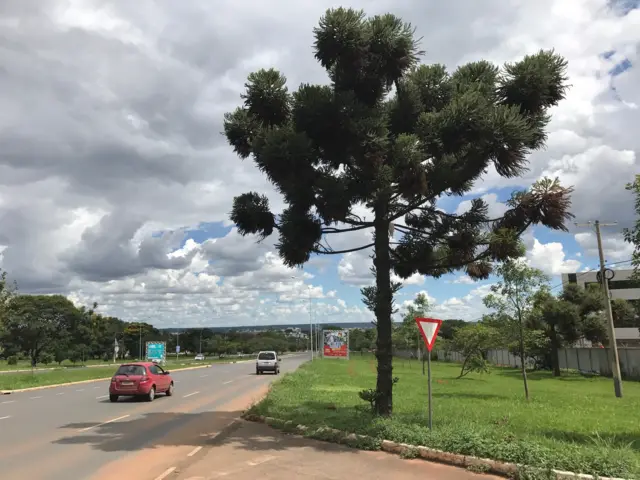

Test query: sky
[0,0,638,328]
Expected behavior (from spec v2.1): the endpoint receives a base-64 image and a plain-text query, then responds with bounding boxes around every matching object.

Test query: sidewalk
[172,420,501,480]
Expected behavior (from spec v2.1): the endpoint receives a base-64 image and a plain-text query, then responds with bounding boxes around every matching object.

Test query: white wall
[394,347,640,380]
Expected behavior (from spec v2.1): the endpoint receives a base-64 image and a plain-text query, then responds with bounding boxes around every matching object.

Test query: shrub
[40,353,53,365]
[7,355,18,365]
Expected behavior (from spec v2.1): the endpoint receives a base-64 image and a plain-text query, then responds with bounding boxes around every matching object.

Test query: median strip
[0,363,218,394]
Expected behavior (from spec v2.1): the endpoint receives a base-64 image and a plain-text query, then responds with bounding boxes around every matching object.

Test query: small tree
[395,293,430,373]
[559,284,609,344]
[484,259,549,400]
[531,291,581,376]
[451,323,500,378]
[223,8,573,415]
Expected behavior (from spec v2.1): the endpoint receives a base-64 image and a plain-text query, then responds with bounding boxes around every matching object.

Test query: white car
[256,351,280,375]
[194,354,205,361]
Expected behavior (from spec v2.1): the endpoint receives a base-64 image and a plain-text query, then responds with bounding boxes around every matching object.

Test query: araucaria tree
[223,8,574,415]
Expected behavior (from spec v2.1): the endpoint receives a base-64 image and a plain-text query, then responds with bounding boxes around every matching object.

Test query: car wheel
[276,369,280,375]
[165,382,174,396]
[109,394,119,403]
[146,386,156,402]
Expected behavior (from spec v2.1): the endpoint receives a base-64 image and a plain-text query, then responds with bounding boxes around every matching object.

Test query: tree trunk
[517,316,530,401]
[373,210,393,417]
[549,327,561,377]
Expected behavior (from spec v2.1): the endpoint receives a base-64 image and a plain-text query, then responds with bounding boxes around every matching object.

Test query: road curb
[242,414,626,480]
[0,363,215,395]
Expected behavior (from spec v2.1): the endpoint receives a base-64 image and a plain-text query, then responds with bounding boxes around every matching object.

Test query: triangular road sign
[415,317,442,352]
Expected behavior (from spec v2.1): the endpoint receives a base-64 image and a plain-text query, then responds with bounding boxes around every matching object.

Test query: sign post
[415,317,442,430]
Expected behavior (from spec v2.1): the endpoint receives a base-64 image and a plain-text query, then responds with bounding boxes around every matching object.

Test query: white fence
[394,347,640,380]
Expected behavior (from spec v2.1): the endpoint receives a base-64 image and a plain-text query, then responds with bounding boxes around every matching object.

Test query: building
[562,268,640,347]
[561,269,640,301]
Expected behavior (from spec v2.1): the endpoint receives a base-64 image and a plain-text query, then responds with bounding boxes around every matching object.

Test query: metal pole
[176,332,180,362]
[594,221,623,398]
[139,325,142,360]
[427,349,433,430]
[199,330,203,355]
[308,286,314,361]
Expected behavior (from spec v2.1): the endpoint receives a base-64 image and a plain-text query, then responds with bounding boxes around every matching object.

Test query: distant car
[256,351,280,375]
[109,362,173,402]
[194,353,205,361]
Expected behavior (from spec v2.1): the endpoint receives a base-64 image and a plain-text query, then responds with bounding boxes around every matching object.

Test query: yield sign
[415,317,442,352]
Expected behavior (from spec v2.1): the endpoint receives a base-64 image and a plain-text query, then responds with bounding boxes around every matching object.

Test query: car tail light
[140,376,150,383]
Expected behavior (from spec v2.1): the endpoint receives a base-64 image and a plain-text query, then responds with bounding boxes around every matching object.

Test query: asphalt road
[0,353,308,480]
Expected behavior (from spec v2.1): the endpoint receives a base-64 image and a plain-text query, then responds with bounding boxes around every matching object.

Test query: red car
[109,362,174,402]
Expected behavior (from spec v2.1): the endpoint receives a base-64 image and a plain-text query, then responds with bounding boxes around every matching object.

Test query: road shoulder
[171,419,501,480]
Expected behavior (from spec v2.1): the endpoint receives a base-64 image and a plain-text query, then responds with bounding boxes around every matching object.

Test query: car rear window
[258,352,276,360]
[115,365,147,376]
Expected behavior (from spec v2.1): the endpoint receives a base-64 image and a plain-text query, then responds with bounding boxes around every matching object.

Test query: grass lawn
[0,355,253,372]
[0,356,251,390]
[250,355,640,478]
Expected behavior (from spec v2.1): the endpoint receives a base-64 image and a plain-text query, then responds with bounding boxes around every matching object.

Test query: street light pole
[139,324,142,360]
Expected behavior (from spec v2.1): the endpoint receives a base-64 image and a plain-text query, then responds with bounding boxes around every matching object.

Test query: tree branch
[322,224,372,234]
[312,242,374,255]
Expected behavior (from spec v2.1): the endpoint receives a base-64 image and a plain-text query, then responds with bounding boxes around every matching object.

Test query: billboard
[146,341,166,364]
[323,329,349,359]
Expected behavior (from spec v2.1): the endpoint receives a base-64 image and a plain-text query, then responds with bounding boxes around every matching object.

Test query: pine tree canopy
[223,7,574,282]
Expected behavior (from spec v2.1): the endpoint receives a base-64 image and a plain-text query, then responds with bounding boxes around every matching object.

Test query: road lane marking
[56,392,64,396]
[183,391,200,398]
[199,374,208,378]
[1,400,15,404]
[93,386,100,389]
[247,455,277,466]
[0,416,10,420]
[76,389,85,392]
[187,446,202,457]
[29,396,42,400]
[154,466,176,480]
[78,414,130,432]
[96,395,108,400]
[223,380,233,385]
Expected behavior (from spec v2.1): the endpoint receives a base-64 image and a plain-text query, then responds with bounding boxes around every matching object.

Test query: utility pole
[308,285,314,361]
[139,324,143,360]
[576,220,623,398]
[199,329,203,355]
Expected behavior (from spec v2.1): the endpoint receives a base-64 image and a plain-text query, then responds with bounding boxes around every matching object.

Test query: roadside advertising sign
[323,329,349,359]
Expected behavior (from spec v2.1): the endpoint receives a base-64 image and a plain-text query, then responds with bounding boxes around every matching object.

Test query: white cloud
[574,231,635,263]
[526,238,582,276]
[448,275,476,285]
[0,0,638,327]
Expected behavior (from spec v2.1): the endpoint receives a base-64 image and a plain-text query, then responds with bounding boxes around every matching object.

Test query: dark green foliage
[223,8,574,415]
[623,175,640,277]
